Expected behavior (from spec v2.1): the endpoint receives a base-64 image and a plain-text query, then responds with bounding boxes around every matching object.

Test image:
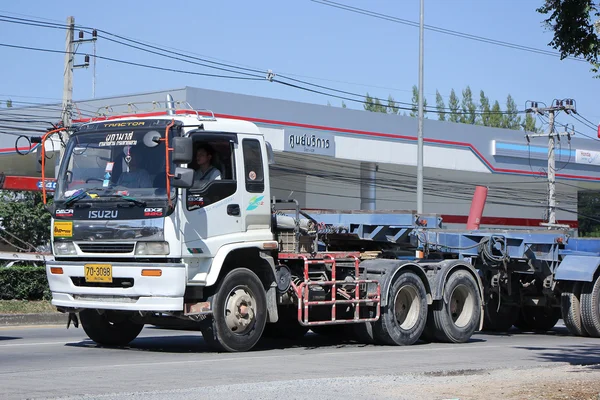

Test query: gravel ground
[43,364,600,400]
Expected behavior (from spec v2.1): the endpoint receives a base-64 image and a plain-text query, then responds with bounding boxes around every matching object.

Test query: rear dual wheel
[373,271,428,346]
[430,270,481,343]
[561,282,588,337]
[581,276,600,337]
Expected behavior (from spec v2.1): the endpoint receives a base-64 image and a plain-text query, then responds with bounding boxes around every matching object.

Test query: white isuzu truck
[41,98,485,352]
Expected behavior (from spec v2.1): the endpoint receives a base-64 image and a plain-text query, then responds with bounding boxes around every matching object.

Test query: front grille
[77,243,135,254]
[71,277,135,288]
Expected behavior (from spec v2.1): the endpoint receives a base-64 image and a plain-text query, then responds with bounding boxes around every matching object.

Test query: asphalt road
[1,322,600,400]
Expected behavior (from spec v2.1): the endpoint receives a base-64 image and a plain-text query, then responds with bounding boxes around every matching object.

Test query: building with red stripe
[2,86,598,232]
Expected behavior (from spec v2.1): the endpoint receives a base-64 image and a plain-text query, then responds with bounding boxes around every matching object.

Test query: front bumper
[46,261,187,312]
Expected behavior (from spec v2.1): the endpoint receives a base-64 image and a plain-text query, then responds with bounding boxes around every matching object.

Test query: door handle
[227,204,240,216]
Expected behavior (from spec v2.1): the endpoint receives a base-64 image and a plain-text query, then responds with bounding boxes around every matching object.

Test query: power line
[310,0,586,63]
[0,42,266,81]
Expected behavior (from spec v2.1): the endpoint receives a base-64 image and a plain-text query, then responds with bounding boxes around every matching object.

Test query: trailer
[419,229,600,337]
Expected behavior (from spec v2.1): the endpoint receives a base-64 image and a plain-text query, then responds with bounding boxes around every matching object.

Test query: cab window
[243,139,264,193]
[186,137,236,210]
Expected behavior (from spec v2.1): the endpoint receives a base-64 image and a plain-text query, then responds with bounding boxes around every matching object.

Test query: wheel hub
[224,287,256,334]
[394,284,420,330]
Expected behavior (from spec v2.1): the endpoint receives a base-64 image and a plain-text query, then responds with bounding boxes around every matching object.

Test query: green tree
[502,94,521,129]
[537,0,600,75]
[448,89,460,123]
[0,192,51,251]
[409,85,427,118]
[364,93,387,113]
[478,90,492,126]
[387,95,399,114]
[435,90,446,121]
[578,191,600,237]
[489,100,503,128]
[522,113,538,132]
[460,86,476,124]
[6,99,12,108]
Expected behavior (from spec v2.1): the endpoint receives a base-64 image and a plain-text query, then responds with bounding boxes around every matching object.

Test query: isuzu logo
[88,210,118,219]
[144,207,163,217]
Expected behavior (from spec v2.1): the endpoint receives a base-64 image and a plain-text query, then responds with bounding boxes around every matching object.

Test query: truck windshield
[54,125,174,202]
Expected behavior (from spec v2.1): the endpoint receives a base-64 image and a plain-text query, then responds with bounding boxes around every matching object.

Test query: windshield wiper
[111,194,146,207]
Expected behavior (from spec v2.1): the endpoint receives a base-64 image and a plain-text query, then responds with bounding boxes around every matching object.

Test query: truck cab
[45,108,279,350]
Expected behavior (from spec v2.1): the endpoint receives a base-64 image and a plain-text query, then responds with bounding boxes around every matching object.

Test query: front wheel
[202,268,267,352]
[431,270,481,343]
[79,309,144,346]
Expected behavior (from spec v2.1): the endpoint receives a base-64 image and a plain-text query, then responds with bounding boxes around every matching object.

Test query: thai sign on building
[284,131,335,156]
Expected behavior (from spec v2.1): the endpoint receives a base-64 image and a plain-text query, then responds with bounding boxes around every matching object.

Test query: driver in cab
[116,146,152,188]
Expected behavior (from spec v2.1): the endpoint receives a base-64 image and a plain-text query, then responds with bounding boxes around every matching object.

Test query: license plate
[84,264,113,283]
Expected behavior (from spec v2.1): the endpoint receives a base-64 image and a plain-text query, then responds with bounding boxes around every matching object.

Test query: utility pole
[58,17,95,176]
[416,0,425,214]
[525,99,575,228]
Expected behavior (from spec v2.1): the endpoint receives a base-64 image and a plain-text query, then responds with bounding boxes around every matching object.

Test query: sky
[0,0,599,139]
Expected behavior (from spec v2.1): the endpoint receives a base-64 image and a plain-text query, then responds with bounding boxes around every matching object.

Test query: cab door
[180,133,244,257]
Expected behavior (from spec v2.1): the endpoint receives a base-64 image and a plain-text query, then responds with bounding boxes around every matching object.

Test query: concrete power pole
[526,99,575,227]
[58,17,95,176]
[59,16,75,173]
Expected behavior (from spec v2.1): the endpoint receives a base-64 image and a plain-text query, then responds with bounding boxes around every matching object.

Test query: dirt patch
[421,364,600,400]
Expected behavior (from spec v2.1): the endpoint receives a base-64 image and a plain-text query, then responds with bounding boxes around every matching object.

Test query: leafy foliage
[537,0,600,75]
[448,89,460,123]
[435,90,446,121]
[578,191,600,236]
[0,191,51,251]
[0,265,50,300]
[460,86,476,124]
[363,85,538,132]
[409,85,428,118]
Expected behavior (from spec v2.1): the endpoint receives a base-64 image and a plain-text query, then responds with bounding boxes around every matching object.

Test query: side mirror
[172,137,193,164]
[265,141,275,165]
[171,167,194,188]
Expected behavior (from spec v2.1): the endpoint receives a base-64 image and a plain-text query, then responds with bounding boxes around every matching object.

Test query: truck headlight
[54,241,77,256]
[135,241,170,255]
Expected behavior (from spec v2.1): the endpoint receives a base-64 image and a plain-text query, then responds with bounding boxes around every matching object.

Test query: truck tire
[201,268,267,352]
[561,282,588,337]
[432,270,481,343]
[515,306,560,332]
[581,276,600,338]
[372,271,428,346]
[482,292,518,332]
[79,309,144,346]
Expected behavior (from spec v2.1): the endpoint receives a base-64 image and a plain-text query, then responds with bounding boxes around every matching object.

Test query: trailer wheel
[373,271,428,346]
[482,292,518,332]
[561,282,588,337]
[515,306,560,332]
[581,276,600,338]
[79,310,144,346]
[432,270,481,343]
[201,268,267,352]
